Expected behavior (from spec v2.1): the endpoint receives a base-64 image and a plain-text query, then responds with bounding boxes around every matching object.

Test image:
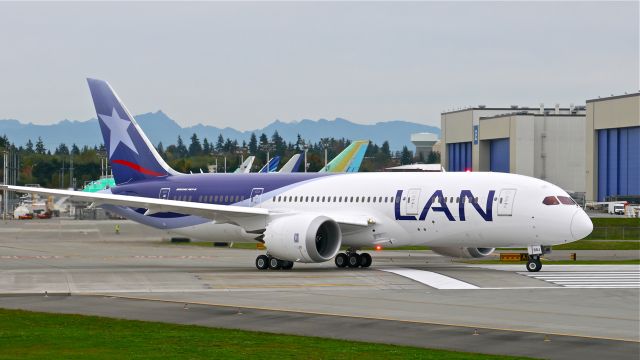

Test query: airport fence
[587,227,640,240]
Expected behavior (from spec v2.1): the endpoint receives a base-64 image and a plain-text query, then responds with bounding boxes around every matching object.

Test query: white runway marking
[382,269,479,289]
[520,270,640,289]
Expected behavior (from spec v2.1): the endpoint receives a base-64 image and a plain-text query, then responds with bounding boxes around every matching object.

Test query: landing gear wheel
[256,255,269,270]
[281,261,294,270]
[347,253,361,268]
[269,257,282,270]
[526,259,542,272]
[360,253,372,268]
[335,253,348,268]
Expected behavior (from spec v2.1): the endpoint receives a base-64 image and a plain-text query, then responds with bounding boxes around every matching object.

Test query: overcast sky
[0,1,638,129]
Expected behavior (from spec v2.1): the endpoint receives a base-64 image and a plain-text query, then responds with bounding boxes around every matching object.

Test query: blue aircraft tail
[87,78,178,185]
[259,156,281,173]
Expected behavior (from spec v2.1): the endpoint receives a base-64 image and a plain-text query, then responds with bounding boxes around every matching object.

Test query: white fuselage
[168,172,590,249]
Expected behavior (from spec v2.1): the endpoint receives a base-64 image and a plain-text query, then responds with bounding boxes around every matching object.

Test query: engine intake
[263,214,342,263]
[430,247,495,259]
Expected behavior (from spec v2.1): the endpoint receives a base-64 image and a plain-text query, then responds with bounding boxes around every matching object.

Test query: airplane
[258,156,280,173]
[1,78,593,273]
[233,156,255,174]
[319,140,368,173]
[277,153,302,173]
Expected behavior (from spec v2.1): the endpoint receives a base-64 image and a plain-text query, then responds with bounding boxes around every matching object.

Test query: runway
[1,219,639,359]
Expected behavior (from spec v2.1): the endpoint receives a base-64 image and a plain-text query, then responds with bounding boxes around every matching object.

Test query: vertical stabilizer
[278,154,303,173]
[87,78,178,185]
[319,140,369,173]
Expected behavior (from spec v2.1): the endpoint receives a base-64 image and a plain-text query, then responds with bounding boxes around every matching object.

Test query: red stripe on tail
[111,159,165,177]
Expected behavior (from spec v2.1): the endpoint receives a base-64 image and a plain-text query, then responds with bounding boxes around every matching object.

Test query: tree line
[0,131,439,189]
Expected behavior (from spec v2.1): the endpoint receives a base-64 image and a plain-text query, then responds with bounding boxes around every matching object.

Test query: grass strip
[0,309,529,360]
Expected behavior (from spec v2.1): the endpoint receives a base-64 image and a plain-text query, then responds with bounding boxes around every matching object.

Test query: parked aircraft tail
[87,78,178,185]
[278,154,303,173]
[319,140,369,173]
[234,156,255,173]
[258,156,281,173]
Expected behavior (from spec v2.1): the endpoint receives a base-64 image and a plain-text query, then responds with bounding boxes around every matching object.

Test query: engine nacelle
[263,214,342,263]
[430,246,495,259]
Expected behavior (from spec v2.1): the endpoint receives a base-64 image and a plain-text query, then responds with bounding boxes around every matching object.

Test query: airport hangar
[440,92,640,203]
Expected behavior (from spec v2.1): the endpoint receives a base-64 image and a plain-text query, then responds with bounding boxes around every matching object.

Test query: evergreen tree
[176,136,188,157]
[215,134,224,152]
[189,133,202,156]
[156,142,164,155]
[35,137,46,154]
[202,138,211,154]
[71,144,80,156]
[381,141,391,158]
[248,133,258,154]
[426,151,441,164]
[0,135,8,149]
[259,133,268,146]
[25,139,34,153]
[400,146,413,165]
[55,143,70,155]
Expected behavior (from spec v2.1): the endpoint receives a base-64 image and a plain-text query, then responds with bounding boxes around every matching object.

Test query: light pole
[321,139,329,168]
[2,150,7,220]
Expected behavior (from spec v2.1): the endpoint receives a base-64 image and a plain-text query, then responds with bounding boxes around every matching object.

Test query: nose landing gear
[526,255,542,272]
[525,245,550,272]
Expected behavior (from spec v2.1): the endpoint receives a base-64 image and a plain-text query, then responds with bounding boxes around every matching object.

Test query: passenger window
[379,196,382,203]
[373,197,376,203]
[311,196,314,202]
[450,197,454,203]
[322,196,325,202]
[350,196,354,202]
[305,196,309,202]
[474,197,478,204]
[557,196,576,205]
[543,196,560,205]
[355,197,359,203]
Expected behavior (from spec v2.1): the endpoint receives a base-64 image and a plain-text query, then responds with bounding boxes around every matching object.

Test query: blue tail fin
[259,156,281,173]
[87,78,178,185]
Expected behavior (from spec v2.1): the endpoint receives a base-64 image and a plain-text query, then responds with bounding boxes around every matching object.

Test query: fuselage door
[159,188,171,200]
[250,188,264,206]
[406,188,421,215]
[497,188,517,216]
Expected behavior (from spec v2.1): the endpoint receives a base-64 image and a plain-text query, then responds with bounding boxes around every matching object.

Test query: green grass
[0,309,529,360]
[462,259,640,265]
[552,240,640,250]
[591,218,640,227]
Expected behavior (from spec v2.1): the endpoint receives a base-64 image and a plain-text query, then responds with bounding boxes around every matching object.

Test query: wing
[2,185,268,231]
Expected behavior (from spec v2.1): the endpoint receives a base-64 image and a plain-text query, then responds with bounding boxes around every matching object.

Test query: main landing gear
[255,254,294,270]
[335,250,372,269]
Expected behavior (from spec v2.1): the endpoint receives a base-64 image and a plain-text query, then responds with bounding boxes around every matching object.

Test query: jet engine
[263,214,342,263]
[430,247,495,259]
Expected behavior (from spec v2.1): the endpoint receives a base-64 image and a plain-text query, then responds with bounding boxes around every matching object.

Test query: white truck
[608,202,626,215]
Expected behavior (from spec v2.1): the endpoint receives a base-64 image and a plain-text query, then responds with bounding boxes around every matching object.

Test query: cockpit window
[542,196,560,205]
[557,196,576,205]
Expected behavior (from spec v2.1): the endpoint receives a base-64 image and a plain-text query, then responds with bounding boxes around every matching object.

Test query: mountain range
[0,111,440,151]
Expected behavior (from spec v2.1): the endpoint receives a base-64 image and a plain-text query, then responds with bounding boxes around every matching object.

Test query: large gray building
[441,93,640,203]
[441,105,587,193]
[585,93,640,202]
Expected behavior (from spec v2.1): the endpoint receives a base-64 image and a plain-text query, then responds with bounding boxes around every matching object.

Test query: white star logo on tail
[98,108,139,157]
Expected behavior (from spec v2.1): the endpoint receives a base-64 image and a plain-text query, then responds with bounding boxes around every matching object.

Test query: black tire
[335,253,348,268]
[281,261,294,270]
[526,259,542,272]
[269,257,282,270]
[347,253,361,268]
[256,255,269,270]
[360,253,372,268]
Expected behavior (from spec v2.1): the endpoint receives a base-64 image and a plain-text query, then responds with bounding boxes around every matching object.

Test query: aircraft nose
[570,209,593,240]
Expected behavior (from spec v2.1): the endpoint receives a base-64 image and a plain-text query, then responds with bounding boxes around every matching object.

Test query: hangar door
[447,142,472,172]
[597,127,640,201]
[490,138,510,173]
